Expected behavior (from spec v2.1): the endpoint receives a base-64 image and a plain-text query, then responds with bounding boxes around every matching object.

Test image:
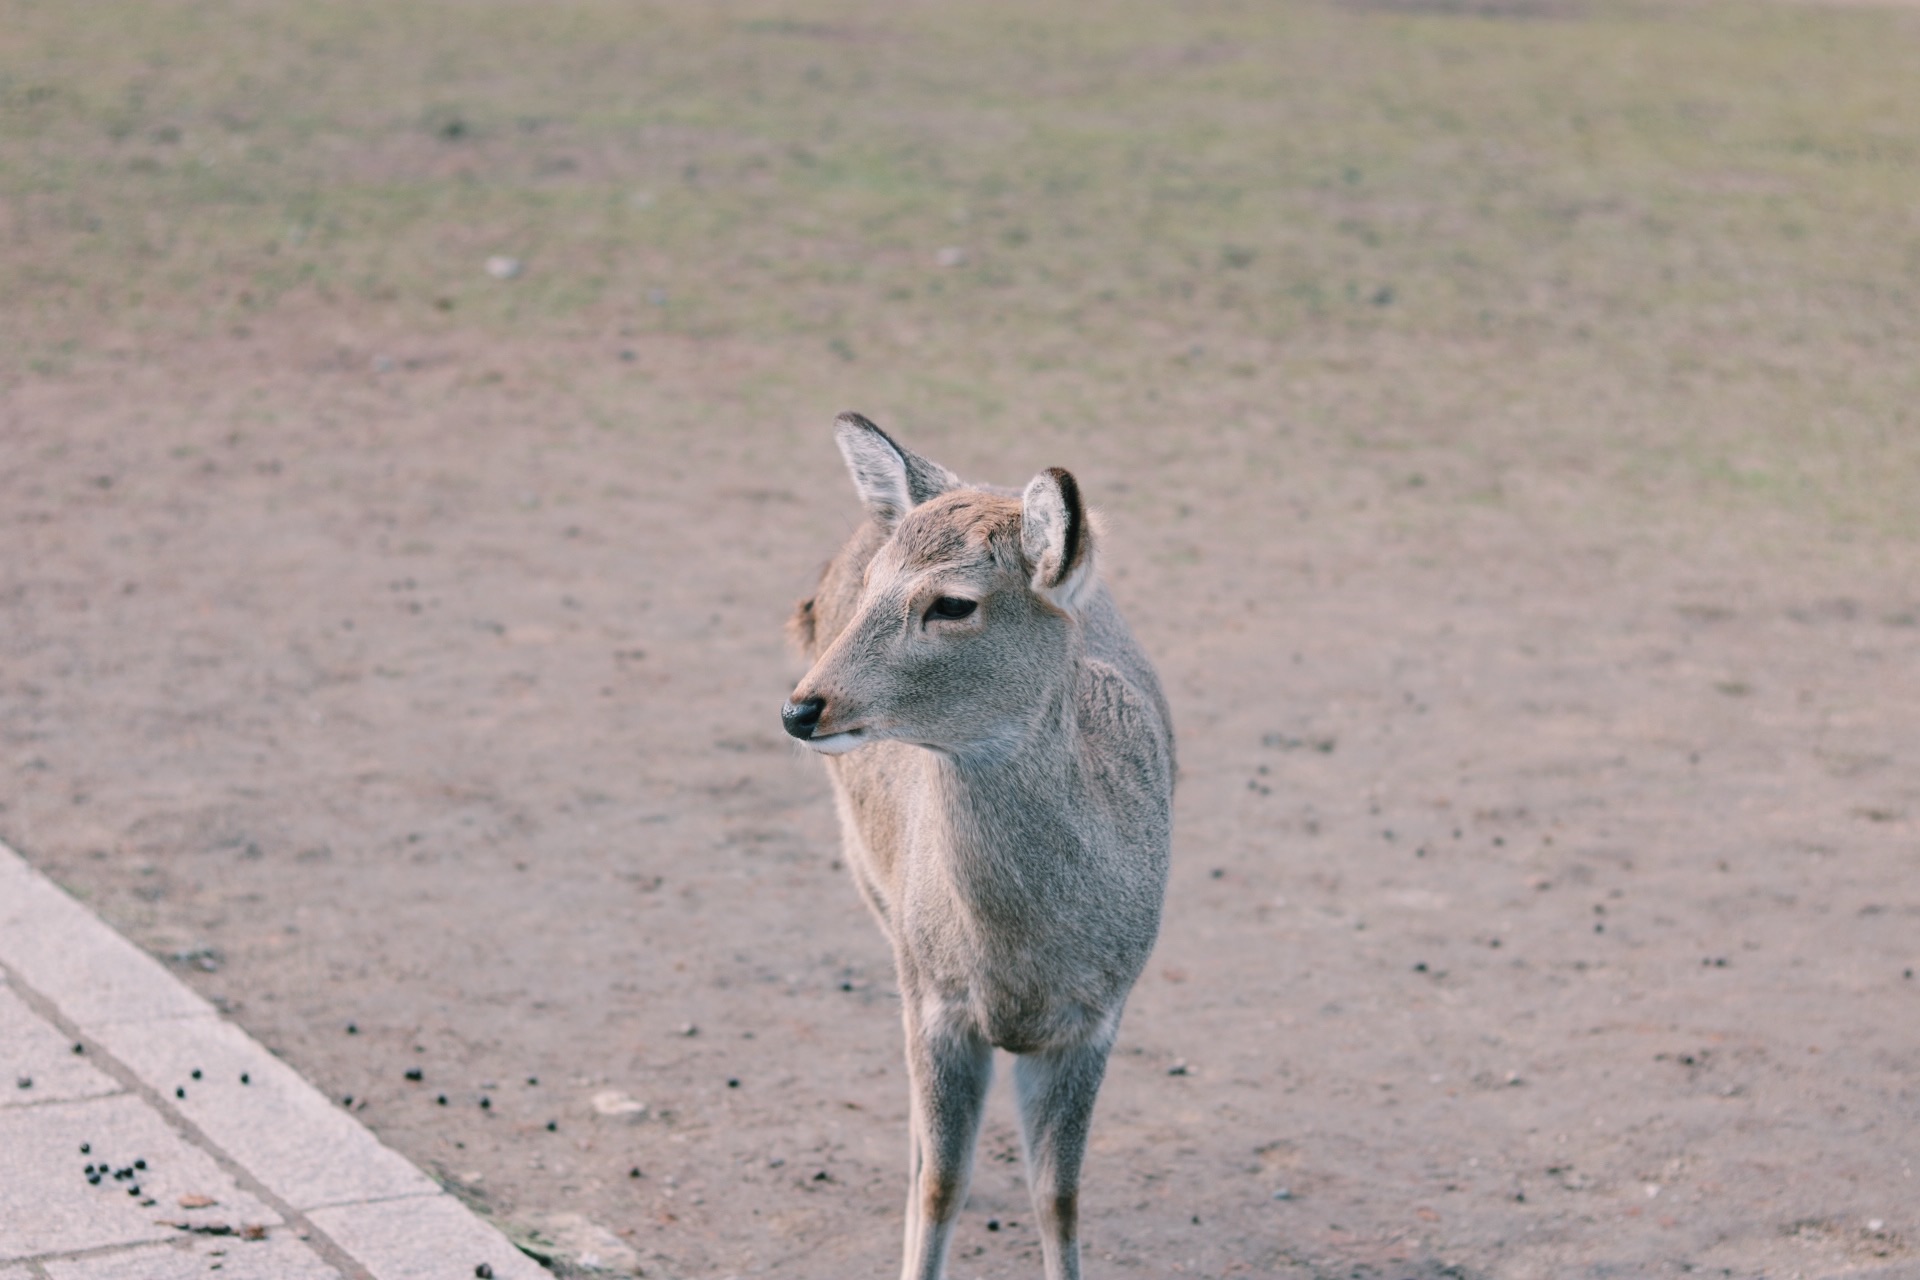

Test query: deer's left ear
[1021,467,1097,611]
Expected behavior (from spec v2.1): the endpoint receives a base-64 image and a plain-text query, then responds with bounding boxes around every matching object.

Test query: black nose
[781,697,825,740]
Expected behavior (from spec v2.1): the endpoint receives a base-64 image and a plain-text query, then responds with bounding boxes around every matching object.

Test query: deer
[782,413,1175,1280]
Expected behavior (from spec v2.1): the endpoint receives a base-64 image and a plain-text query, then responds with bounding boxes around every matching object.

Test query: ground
[1,1,1917,1277]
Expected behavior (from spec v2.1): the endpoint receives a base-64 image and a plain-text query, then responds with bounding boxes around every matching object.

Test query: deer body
[785,415,1173,1280]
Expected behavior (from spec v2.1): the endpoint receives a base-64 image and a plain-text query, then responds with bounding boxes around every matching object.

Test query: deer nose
[781,696,826,740]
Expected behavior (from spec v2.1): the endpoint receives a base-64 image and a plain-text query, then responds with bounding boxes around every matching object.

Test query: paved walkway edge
[0,840,547,1280]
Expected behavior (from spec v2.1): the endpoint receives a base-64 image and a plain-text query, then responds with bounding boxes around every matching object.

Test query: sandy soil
[2,300,1915,1280]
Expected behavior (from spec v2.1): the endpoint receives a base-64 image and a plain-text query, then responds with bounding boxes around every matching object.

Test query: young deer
[783,414,1175,1280]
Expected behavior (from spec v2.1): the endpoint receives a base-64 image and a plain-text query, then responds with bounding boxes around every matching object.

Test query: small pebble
[72,1043,85,1055]
[727,1078,741,1089]
[545,1121,557,1132]
[986,1218,1000,1232]
[346,1023,358,1035]
[341,1095,353,1106]
[79,1143,90,1154]
[16,1076,30,1089]
[134,1159,145,1170]
[127,1185,140,1197]
[475,1265,495,1279]
[935,246,969,268]
[680,1023,698,1037]
[484,256,523,281]
[1272,1187,1292,1200]
[405,1068,423,1082]
[175,1087,186,1099]
[240,1073,250,1085]
[526,1076,539,1086]
[1166,1060,1189,1077]
[479,1097,491,1110]
[629,1167,643,1178]
[191,1069,202,1080]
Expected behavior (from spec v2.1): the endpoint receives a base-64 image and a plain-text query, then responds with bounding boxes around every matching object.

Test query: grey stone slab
[88,1014,436,1213]
[41,1235,344,1280]
[0,981,121,1109]
[307,1194,550,1280]
[0,1093,279,1262]
[0,847,209,1028]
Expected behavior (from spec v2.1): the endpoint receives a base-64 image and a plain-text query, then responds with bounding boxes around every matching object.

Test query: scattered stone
[986,1218,1001,1231]
[346,1023,358,1035]
[546,1120,557,1132]
[179,1193,217,1208]
[15,1076,30,1089]
[935,246,969,268]
[679,1022,698,1037]
[175,1087,186,1099]
[79,1143,90,1154]
[1167,1060,1189,1076]
[475,1265,494,1279]
[479,1096,490,1110]
[405,1067,424,1082]
[1272,1187,1292,1200]
[516,1212,642,1276]
[592,1089,648,1119]
[72,1042,84,1054]
[190,1069,202,1080]
[437,1094,449,1106]
[727,1077,741,1089]
[485,256,523,281]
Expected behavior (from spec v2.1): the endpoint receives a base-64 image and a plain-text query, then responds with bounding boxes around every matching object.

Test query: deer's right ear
[834,412,958,529]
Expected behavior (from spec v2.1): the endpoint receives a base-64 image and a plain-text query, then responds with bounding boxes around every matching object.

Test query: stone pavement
[0,841,547,1280]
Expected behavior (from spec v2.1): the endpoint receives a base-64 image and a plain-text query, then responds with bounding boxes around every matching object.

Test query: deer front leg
[1013,1038,1115,1280]
[899,1003,993,1280]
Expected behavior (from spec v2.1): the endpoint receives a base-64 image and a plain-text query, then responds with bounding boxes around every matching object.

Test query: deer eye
[927,596,978,621]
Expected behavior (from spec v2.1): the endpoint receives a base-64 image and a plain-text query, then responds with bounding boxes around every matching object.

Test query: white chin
[804,731,866,755]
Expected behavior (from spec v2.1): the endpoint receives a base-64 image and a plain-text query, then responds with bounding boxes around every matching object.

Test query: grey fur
[785,416,1175,1280]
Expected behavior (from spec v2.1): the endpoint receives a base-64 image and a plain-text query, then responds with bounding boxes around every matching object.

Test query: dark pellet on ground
[545,1120,557,1132]
[175,1087,186,1099]
[79,1143,90,1154]
[87,1174,100,1185]
[839,980,854,991]
[1413,962,1429,972]
[436,1094,448,1105]
[346,1023,358,1035]
[629,1167,643,1178]
[986,1218,1000,1231]
[16,1077,31,1089]
[526,1076,539,1086]
[342,1094,354,1106]
[191,1069,202,1080]
[727,1078,741,1088]
[475,1265,495,1279]
[73,1043,85,1054]
[127,1185,140,1196]
[134,1159,145,1170]
[240,1073,250,1084]
[479,1096,491,1109]
[405,1068,423,1081]
[1906,969,1914,979]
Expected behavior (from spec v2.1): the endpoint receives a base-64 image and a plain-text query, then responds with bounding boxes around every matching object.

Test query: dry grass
[3,0,1917,532]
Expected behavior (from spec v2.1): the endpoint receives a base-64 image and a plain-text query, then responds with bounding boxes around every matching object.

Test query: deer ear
[1021,467,1097,610]
[834,412,959,529]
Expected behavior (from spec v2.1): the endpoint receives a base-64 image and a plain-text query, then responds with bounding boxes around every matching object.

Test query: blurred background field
[3,3,1918,1278]
[5,0,1917,539]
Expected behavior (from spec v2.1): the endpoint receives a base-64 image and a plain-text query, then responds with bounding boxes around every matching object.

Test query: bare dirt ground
[3,2,1918,1278]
